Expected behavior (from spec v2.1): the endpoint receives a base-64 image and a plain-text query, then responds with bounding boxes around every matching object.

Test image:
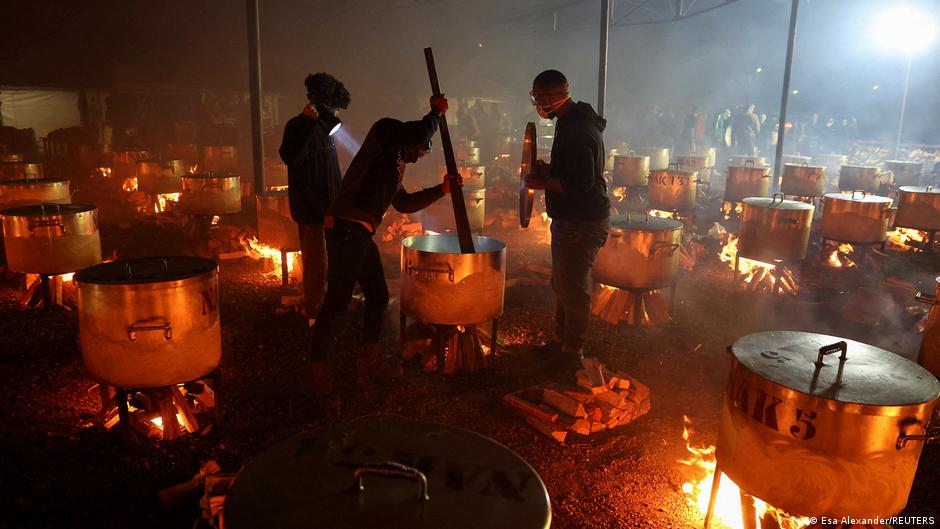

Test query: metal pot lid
[610,214,682,232]
[742,197,814,211]
[823,192,893,204]
[402,234,505,254]
[0,203,95,217]
[730,331,940,406]
[75,256,217,285]
[899,185,940,194]
[841,164,878,170]
[184,172,238,180]
[650,169,697,177]
[885,160,922,168]
[0,178,68,186]
[783,163,825,170]
[224,417,551,529]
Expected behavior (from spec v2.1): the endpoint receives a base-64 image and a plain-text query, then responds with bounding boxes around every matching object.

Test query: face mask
[536,96,571,119]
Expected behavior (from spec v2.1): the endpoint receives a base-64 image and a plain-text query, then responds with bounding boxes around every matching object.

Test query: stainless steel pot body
[111,150,150,179]
[677,155,710,182]
[839,165,881,193]
[1,204,102,274]
[400,235,505,325]
[894,186,940,230]
[717,331,940,519]
[456,144,481,165]
[256,192,300,251]
[76,257,221,388]
[594,215,682,289]
[612,155,650,186]
[0,162,44,181]
[781,164,826,196]
[648,169,697,212]
[441,164,486,188]
[201,145,238,174]
[724,165,771,202]
[885,160,922,187]
[0,179,71,209]
[137,159,186,195]
[821,192,893,243]
[781,154,812,166]
[639,147,670,170]
[700,147,717,169]
[179,173,241,214]
[419,187,486,234]
[729,155,767,167]
[918,278,940,378]
[739,196,814,261]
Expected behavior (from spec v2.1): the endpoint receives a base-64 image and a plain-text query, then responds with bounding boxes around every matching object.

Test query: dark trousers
[550,218,609,350]
[309,220,389,361]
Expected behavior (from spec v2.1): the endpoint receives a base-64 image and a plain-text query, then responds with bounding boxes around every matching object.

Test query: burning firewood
[591,285,673,326]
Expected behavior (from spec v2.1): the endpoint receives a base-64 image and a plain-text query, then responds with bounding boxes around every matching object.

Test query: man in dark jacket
[308,95,458,391]
[525,69,610,362]
[278,72,349,319]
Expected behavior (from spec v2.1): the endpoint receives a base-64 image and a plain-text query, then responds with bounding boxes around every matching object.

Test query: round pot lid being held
[224,417,551,529]
[75,256,217,285]
[519,122,537,228]
[730,331,940,407]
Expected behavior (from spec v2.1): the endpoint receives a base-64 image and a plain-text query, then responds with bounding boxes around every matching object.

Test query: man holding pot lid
[525,69,610,365]
[308,95,460,397]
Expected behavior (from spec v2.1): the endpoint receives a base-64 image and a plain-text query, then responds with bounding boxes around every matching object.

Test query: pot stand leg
[400,312,407,351]
[702,465,722,529]
[280,248,289,286]
[40,275,52,311]
[739,490,758,529]
[431,327,445,373]
[491,319,498,354]
[209,369,223,426]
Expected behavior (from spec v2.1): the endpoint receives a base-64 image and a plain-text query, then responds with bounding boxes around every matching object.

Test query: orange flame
[649,209,678,219]
[239,235,300,278]
[825,243,856,269]
[94,166,112,178]
[153,193,180,214]
[611,187,627,202]
[122,177,138,192]
[722,203,743,220]
[886,227,927,251]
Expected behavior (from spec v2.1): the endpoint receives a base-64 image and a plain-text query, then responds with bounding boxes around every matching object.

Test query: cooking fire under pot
[179,173,241,215]
[894,185,940,231]
[419,186,486,235]
[594,214,682,290]
[648,165,697,213]
[137,159,188,195]
[0,177,70,209]
[780,163,826,197]
[75,256,221,389]
[400,234,505,326]
[723,162,771,203]
[712,331,940,520]
[738,194,814,262]
[111,150,150,179]
[611,154,650,187]
[838,165,881,193]
[820,191,893,244]
[0,203,102,275]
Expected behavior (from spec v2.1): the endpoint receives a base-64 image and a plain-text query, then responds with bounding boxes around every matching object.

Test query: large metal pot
[0,178,70,209]
[137,159,187,195]
[894,186,940,230]
[717,331,940,519]
[884,160,922,187]
[781,153,812,166]
[821,191,893,243]
[648,165,697,212]
[724,162,771,202]
[400,234,505,325]
[224,417,551,529]
[917,278,940,378]
[202,145,238,174]
[728,155,767,167]
[739,194,814,261]
[179,173,241,215]
[698,147,717,169]
[111,150,150,179]
[594,214,682,289]
[639,147,670,171]
[839,165,881,193]
[0,161,44,182]
[456,143,481,165]
[419,187,486,234]
[612,154,650,187]
[677,155,710,182]
[781,163,826,197]
[75,257,221,388]
[256,191,299,251]
[167,143,200,163]
[815,153,847,174]
[441,164,486,188]
[1,203,102,274]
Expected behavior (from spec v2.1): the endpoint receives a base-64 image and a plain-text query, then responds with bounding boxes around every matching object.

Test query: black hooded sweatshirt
[546,101,611,222]
[278,112,341,225]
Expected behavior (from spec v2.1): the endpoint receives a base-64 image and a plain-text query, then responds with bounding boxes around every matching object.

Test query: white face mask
[535,95,571,119]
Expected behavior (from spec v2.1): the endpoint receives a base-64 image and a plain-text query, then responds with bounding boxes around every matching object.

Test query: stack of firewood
[401,321,494,373]
[97,381,216,440]
[591,284,672,326]
[504,361,651,444]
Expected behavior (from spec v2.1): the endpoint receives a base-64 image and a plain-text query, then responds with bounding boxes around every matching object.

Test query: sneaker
[356,344,404,379]
[306,361,337,397]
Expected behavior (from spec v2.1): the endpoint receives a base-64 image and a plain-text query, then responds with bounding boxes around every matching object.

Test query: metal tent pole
[247,0,266,195]
[598,0,611,118]
[772,0,800,192]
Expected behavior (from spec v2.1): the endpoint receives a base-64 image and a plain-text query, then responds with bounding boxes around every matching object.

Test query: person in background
[308,95,459,396]
[525,69,610,365]
[732,103,760,156]
[680,106,704,154]
[278,72,349,324]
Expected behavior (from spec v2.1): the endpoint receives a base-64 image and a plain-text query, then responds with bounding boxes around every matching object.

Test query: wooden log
[571,418,592,435]
[581,357,606,386]
[542,389,588,418]
[560,389,594,403]
[526,416,567,443]
[590,421,607,433]
[644,291,672,325]
[504,394,558,423]
[169,385,199,434]
[594,389,625,410]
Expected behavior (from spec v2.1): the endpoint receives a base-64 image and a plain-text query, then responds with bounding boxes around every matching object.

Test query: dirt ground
[0,179,938,529]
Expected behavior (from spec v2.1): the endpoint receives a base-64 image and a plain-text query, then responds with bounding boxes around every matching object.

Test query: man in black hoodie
[308,95,458,391]
[278,73,349,319]
[525,69,610,363]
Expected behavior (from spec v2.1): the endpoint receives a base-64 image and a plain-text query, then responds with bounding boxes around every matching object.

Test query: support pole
[894,53,913,159]
[598,0,611,118]
[772,0,800,192]
[247,0,266,195]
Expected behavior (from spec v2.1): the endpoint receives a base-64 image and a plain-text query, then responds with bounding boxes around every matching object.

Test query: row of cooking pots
[611,150,715,187]
[107,145,239,177]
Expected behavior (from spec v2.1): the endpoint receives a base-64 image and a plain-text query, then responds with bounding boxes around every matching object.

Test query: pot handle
[127,317,172,341]
[814,341,847,366]
[744,160,755,167]
[354,462,429,501]
[668,162,680,172]
[126,258,169,278]
[897,422,940,449]
[771,192,786,204]
[405,261,455,282]
[851,190,867,200]
[651,241,681,256]
[915,291,937,305]
[625,212,651,224]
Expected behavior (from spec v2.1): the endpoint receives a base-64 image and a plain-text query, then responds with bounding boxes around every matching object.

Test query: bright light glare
[872,84,880,90]
[873,6,937,54]
[755,67,763,73]
[792,89,799,95]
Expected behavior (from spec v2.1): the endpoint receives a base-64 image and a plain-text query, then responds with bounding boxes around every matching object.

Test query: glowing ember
[189,163,199,174]
[886,227,927,251]
[211,215,221,226]
[722,202,743,220]
[611,187,627,202]
[825,243,857,268]
[239,235,300,278]
[267,185,289,192]
[649,209,678,219]
[122,177,138,192]
[718,236,798,294]
[153,193,181,213]
[94,166,112,178]
[679,416,811,529]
